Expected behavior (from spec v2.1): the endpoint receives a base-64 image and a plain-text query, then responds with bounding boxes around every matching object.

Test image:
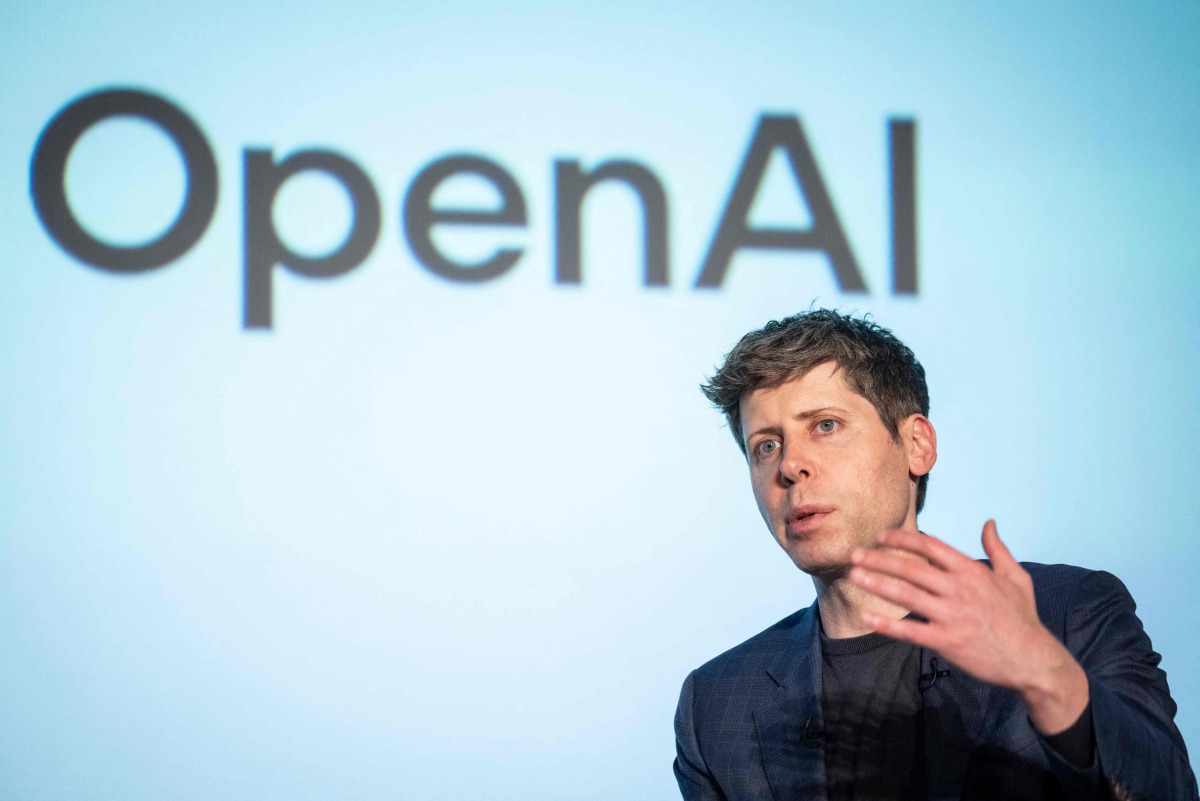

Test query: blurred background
[2,3,1198,799]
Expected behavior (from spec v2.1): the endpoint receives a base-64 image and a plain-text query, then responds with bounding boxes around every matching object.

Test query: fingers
[850,548,955,597]
[876,529,975,571]
[849,530,974,617]
[860,609,940,649]
[848,564,950,620]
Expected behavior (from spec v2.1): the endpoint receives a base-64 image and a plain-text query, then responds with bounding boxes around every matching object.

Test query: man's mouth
[786,506,835,534]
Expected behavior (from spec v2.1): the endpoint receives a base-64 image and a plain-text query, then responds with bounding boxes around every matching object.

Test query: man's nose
[779,442,811,485]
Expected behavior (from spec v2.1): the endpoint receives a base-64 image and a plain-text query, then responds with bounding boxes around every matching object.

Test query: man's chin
[784,547,852,581]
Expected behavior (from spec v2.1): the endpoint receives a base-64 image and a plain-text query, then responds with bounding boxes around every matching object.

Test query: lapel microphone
[801,716,826,745]
[919,656,951,692]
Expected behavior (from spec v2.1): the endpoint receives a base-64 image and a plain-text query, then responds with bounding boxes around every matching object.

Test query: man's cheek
[752,497,775,532]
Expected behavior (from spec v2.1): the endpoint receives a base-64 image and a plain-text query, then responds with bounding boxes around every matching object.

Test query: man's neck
[814,575,910,639]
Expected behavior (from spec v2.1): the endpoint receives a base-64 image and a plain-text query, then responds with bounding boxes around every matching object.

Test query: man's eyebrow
[792,405,852,421]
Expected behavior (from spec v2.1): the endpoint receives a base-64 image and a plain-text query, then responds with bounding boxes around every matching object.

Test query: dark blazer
[674,564,1197,800]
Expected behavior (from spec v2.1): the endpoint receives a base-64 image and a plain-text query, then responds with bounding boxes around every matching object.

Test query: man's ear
[906,414,937,477]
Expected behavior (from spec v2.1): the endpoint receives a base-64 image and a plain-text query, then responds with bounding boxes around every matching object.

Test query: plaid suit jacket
[674,564,1196,801]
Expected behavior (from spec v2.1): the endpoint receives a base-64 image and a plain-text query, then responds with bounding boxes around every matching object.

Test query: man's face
[739,361,932,579]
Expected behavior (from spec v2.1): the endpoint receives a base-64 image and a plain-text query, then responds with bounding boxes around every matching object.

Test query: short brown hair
[701,309,932,512]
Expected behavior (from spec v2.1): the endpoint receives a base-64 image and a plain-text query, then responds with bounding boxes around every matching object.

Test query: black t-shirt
[820,629,925,801]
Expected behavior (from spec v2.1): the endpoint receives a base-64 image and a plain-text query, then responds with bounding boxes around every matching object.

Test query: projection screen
[2,3,1198,799]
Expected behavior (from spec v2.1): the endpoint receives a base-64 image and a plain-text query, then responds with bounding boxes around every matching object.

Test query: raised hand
[848,521,1089,735]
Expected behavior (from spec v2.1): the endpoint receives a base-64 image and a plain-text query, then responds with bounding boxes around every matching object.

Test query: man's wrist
[1017,641,1090,736]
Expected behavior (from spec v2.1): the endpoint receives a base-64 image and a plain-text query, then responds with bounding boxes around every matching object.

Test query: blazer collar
[755,600,827,801]
[764,600,822,693]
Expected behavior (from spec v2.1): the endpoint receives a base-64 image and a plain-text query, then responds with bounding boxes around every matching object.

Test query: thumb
[981,519,1021,575]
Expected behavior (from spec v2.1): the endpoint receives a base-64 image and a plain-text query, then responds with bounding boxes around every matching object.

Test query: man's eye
[756,440,780,457]
[816,419,838,434]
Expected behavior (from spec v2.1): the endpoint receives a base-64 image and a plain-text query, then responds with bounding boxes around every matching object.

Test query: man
[673,310,1195,801]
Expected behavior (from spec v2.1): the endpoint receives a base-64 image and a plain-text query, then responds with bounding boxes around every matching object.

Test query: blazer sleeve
[674,670,728,801]
[1045,570,1198,801]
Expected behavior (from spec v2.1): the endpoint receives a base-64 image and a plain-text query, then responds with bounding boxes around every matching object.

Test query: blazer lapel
[754,602,828,801]
[920,648,991,801]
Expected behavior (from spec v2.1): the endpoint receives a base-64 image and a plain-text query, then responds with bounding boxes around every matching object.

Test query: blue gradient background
[2,3,1198,799]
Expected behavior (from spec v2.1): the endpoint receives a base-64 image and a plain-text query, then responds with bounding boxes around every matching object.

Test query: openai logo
[31,87,918,330]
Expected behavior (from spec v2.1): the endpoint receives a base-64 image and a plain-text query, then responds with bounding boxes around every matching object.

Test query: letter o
[30,87,218,273]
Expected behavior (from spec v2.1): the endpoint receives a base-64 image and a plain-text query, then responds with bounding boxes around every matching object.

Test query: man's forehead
[742,362,848,407]
[739,362,864,427]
